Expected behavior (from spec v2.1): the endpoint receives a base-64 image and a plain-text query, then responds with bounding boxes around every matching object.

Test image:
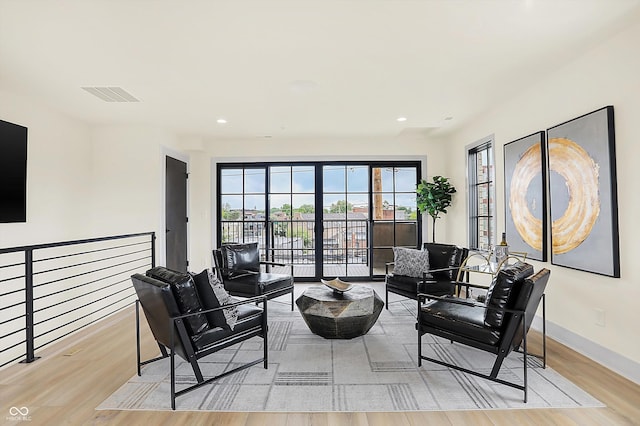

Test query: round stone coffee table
[295,285,384,339]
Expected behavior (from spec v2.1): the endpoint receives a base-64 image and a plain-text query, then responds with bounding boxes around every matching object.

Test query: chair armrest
[173,295,268,320]
[453,280,490,290]
[426,266,459,274]
[417,292,527,315]
[385,261,395,275]
[221,267,260,280]
[387,265,456,280]
[260,260,294,275]
[417,293,482,307]
[260,260,286,267]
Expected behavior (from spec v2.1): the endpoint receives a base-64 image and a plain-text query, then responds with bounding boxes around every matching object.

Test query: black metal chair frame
[135,293,268,410]
[417,280,546,403]
[213,248,295,311]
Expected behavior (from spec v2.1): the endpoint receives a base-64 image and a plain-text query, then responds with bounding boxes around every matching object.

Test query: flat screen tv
[0,119,28,223]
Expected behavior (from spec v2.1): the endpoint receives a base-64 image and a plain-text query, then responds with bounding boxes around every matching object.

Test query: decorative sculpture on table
[321,278,353,295]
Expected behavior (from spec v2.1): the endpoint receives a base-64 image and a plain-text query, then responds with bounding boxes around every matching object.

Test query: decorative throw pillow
[191,268,238,331]
[392,247,430,278]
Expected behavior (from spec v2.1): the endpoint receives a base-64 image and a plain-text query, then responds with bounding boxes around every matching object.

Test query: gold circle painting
[548,137,600,254]
[509,143,543,251]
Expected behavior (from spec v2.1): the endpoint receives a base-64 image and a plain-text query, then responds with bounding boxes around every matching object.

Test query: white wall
[183,146,212,272]
[0,90,93,246]
[89,125,177,236]
[442,17,640,382]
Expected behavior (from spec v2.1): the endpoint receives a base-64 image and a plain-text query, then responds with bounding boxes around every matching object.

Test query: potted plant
[416,175,457,242]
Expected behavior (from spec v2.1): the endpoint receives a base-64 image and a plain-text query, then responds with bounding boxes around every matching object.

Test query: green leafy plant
[416,176,457,242]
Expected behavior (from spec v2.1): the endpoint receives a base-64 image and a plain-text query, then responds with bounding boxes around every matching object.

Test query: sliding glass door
[217,161,421,281]
[322,165,369,278]
[269,166,317,277]
[370,166,419,275]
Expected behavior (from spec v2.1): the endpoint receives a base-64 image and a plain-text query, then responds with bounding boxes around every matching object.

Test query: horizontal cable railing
[0,232,155,369]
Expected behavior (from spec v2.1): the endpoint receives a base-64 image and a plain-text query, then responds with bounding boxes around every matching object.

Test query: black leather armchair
[131,266,268,409]
[385,242,468,307]
[213,242,294,310]
[417,262,550,402]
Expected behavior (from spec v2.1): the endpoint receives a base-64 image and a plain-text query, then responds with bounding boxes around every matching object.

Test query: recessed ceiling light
[217,118,227,124]
[396,117,407,122]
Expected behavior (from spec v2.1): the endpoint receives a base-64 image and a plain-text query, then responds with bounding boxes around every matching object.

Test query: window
[217,161,421,280]
[468,138,495,250]
[219,167,267,246]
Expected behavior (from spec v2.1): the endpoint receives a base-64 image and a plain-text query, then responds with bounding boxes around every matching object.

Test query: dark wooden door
[165,156,188,272]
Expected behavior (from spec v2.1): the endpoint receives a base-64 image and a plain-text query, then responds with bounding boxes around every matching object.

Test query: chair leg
[136,301,141,376]
[170,321,176,410]
[542,294,547,369]
[522,312,528,403]
[417,326,422,367]
[188,356,205,383]
[490,350,508,379]
[385,286,389,310]
[291,288,294,311]
[263,300,269,368]
[158,343,168,358]
[417,300,422,367]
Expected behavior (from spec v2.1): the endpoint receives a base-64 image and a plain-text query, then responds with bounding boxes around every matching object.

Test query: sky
[220,165,418,213]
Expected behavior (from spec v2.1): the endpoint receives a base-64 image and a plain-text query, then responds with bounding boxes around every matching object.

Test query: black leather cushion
[146,267,209,335]
[221,243,260,278]
[423,243,468,281]
[257,272,294,292]
[420,298,501,346]
[386,273,454,297]
[190,269,239,330]
[224,272,293,296]
[484,262,534,328]
[191,303,264,351]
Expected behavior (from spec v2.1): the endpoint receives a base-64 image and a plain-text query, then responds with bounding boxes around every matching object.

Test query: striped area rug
[97,291,603,412]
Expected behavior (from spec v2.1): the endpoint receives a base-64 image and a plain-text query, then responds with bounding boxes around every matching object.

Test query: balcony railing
[0,232,155,368]
[220,220,369,265]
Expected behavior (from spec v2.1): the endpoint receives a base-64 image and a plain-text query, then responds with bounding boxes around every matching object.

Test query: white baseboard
[531,316,640,386]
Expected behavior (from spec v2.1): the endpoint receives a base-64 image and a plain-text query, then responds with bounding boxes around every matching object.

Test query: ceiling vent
[81,87,140,102]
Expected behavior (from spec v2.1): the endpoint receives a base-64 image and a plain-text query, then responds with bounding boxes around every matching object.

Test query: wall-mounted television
[0,119,28,223]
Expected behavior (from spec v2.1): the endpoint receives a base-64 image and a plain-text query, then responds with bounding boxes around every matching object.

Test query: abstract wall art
[546,106,620,277]
[504,131,547,261]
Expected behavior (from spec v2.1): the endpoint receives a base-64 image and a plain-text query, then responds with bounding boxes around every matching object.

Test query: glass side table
[456,250,528,298]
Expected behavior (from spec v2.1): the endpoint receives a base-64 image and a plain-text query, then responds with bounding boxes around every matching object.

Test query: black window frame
[216,160,422,281]
[468,139,495,250]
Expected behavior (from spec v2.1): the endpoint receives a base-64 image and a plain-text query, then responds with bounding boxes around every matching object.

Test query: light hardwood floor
[1,284,640,426]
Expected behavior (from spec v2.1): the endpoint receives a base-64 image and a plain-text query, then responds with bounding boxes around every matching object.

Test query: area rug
[97,292,603,412]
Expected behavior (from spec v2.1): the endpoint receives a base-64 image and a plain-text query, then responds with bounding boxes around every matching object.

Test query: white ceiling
[1,0,639,141]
